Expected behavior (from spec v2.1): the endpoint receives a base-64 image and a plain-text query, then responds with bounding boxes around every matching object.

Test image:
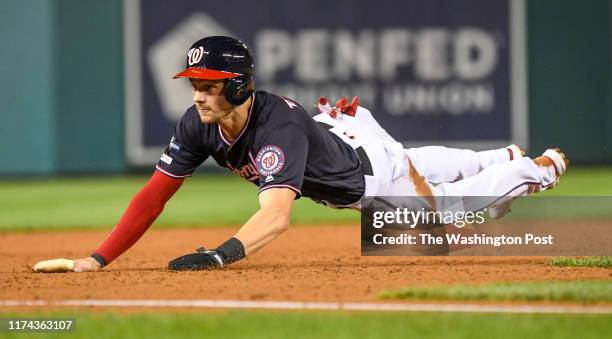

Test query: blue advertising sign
[124,0,527,165]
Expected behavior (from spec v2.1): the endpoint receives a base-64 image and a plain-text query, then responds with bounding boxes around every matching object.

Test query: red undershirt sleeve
[93,170,184,265]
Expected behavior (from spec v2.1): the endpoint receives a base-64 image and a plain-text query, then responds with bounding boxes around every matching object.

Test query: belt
[355,146,373,176]
[317,121,373,176]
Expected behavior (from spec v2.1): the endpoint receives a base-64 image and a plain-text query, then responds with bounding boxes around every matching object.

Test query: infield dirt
[1,225,610,304]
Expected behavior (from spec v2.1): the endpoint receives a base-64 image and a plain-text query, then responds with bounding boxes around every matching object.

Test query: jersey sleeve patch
[168,136,182,154]
[160,153,173,165]
[255,145,286,176]
[156,124,208,177]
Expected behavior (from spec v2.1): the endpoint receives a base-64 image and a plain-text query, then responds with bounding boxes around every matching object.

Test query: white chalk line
[1,299,611,314]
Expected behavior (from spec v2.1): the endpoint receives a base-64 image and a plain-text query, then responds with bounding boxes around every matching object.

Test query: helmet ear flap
[224,75,253,106]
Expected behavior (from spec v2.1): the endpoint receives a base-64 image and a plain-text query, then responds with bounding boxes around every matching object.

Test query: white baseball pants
[313,106,557,211]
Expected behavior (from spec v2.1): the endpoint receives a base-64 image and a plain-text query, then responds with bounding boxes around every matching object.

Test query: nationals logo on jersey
[255,145,285,176]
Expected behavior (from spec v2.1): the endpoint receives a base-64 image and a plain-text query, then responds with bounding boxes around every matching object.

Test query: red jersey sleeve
[93,170,184,265]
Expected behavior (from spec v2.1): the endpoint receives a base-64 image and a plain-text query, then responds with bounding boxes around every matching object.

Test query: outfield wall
[528,0,612,163]
[0,0,609,175]
[0,0,124,175]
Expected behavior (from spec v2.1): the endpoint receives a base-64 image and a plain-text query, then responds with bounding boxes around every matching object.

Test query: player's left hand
[168,247,226,271]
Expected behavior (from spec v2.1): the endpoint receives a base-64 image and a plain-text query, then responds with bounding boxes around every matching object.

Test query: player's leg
[339,103,525,184]
[380,148,566,212]
[484,148,567,218]
[405,145,524,185]
[315,98,522,183]
[429,148,568,213]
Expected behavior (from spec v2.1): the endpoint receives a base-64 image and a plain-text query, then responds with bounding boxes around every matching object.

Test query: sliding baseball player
[33,36,568,273]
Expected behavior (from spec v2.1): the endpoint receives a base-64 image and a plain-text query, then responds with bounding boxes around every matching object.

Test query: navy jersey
[156,91,365,206]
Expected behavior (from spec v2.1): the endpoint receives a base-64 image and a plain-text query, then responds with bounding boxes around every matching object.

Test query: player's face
[190,78,233,124]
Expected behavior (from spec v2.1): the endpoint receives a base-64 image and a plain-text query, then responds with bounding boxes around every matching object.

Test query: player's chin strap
[317,96,360,118]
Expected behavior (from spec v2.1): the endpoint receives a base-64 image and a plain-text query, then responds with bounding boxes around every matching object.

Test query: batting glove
[168,247,227,271]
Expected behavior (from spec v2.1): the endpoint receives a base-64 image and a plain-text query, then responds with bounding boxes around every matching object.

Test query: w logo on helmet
[187,46,204,66]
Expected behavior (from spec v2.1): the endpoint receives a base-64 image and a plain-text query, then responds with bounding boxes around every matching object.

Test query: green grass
[502,196,612,220]
[0,311,610,339]
[0,166,611,231]
[550,256,612,268]
[491,166,612,220]
[536,166,612,196]
[379,280,612,303]
[0,173,357,231]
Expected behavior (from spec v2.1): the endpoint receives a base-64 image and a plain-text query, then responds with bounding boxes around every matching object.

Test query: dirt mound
[1,225,609,304]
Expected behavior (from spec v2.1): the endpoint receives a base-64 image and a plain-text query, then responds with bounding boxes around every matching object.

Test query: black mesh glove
[168,238,246,271]
[168,247,225,271]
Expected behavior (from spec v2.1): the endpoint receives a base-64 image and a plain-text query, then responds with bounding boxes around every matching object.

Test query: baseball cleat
[533,148,569,188]
[506,144,525,160]
[316,96,360,118]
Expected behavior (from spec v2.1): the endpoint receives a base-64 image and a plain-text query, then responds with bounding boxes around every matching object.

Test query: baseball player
[33,36,568,273]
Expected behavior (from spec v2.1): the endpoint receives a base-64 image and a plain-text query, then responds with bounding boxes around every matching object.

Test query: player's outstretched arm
[168,187,295,270]
[235,187,295,254]
[32,170,184,273]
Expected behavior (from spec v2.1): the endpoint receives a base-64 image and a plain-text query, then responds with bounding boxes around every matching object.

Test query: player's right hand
[32,257,101,273]
[72,257,102,272]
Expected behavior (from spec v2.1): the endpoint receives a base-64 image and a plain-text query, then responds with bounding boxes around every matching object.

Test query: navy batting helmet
[174,36,254,106]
